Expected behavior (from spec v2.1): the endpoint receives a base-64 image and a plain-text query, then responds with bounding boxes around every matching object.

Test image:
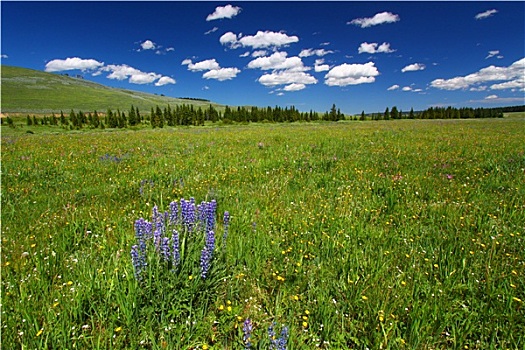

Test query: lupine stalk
[169,201,179,226]
[243,318,253,349]
[160,237,170,261]
[172,230,180,267]
[223,211,230,247]
[200,229,215,279]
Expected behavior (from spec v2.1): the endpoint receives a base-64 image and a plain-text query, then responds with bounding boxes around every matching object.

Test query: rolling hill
[1,65,224,114]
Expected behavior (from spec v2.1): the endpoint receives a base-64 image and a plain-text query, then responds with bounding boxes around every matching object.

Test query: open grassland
[1,65,223,114]
[2,118,524,349]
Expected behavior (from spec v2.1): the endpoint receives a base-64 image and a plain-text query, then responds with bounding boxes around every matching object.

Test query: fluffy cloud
[202,67,241,81]
[251,50,268,57]
[206,4,242,21]
[387,84,400,91]
[155,76,176,86]
[247,52,307,71]
[140,40,156,50]
[401,63,426,72]
[358,42,395,54]
[220,31,299,49]
[45,57,104,72]
[348,12,400,28]
[182,58,221,71]
[1,54,8,59]
[182,58,240,81]
[258,70,317,87]
[475,9,498,20]
[314,59,330,72]
[324,62,380,86]
[431,58,525,91]
[299,48,333,57]
[102,64,162,84]
[283,83,306,91]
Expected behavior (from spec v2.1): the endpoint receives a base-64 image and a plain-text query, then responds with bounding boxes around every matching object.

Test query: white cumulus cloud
[475,9,498,20]
[358,42,395,54]
[387,84,400,91]
[140,40,156,50]
[430,58,525,91]
[206,4,242,21]
[220,30,299,49]
[283,83,306,91]
[202,67,241,81]
[45,57,104,72]
[314,59,330,72]
[251,50,268,57]
[155,76,176,86]
[182,58,221,71]
[182,58,240,81]
[348,12,400,28]
[401,63,426,72]
[247,52,307,71]
[102,64,161,84]
[324,62,380,87]
[299,48,333,57]
[258,70,317,87]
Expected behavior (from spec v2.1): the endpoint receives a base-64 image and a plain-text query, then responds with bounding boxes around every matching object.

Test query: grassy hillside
[1,65,223,114]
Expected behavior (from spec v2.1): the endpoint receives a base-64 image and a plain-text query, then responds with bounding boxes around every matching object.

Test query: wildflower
[223,211,230,246]
[172,230,180,267]
[169,201,179,226]
[131,245,143,280]
[269,323,288,350]
[243,318,253,349]
[200,229,216,279]
[160,237,170,262]
[361,295,368,301]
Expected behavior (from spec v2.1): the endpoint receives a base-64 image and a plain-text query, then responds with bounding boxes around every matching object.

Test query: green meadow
[1,117,524,349]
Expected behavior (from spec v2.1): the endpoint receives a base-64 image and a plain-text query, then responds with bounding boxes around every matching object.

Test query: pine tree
[391,106,399,119]
[384,107,390,120]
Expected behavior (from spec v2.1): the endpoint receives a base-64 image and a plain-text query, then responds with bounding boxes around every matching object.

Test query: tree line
[3,104,523,130]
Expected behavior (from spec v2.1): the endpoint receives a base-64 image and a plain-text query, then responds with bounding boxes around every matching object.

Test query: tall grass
[2,118,524,349]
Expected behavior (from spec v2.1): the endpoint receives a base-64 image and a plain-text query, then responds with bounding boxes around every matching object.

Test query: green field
[1,65,223,114]
[2,117,524,349]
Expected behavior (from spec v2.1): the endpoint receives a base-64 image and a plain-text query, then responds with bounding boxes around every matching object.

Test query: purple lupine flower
[153,228,162,251]
[197,202,207,232]
[243,318,253,349]
[206,200,217,233]
[181,198,196,232]
[200,247,212,279]
[169,201,179,226]
[172,230,180,267]
[277,326,288,350]
[160,237,170,262]
[131,245,143,280]
[200,230,215,278]
[268,323,276,349]
[223,211,230,246]
[134,218,150,256]
[269,323,288,350]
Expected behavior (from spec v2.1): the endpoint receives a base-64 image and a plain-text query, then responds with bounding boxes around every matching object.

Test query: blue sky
[1,1,524,114]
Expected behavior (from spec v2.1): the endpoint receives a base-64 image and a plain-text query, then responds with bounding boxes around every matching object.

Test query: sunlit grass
[2,118,524,349]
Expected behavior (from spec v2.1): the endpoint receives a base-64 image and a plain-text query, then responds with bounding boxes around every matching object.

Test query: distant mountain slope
[1,65,223,114]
